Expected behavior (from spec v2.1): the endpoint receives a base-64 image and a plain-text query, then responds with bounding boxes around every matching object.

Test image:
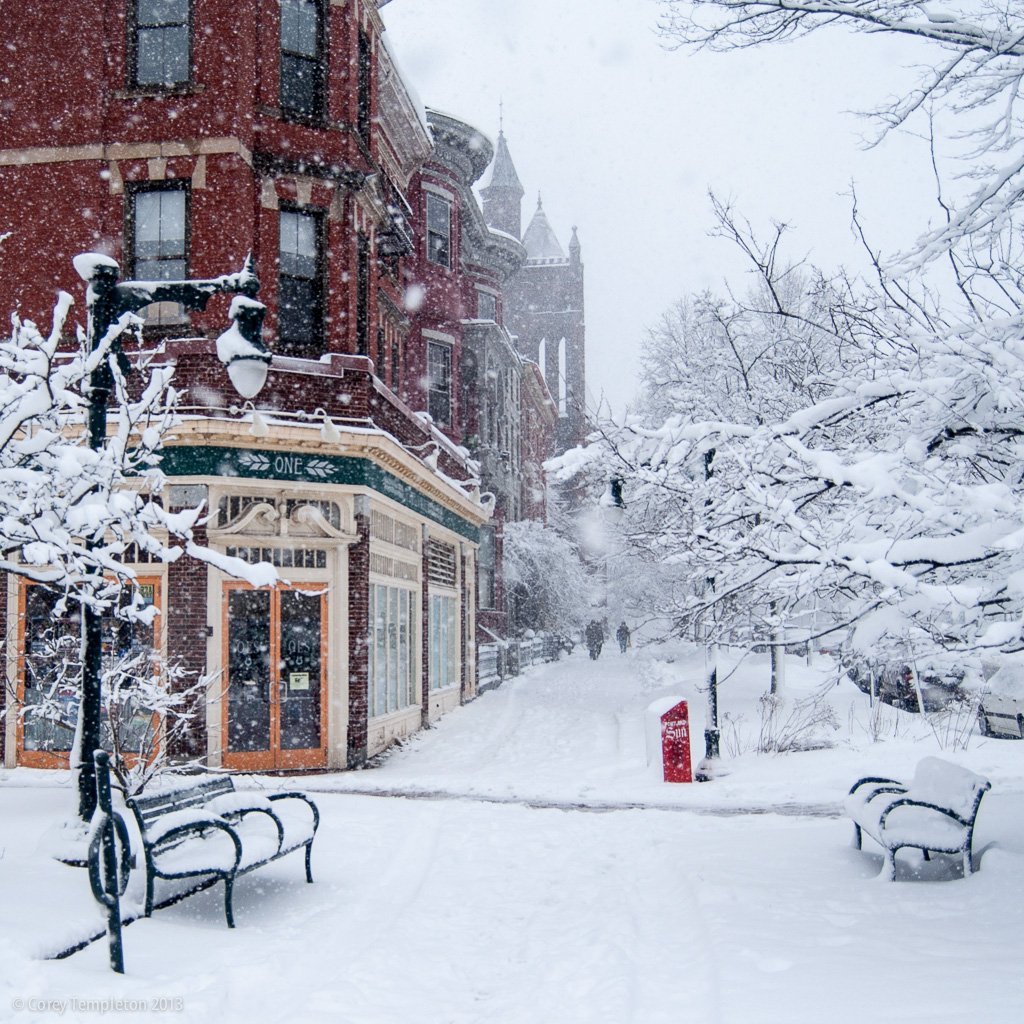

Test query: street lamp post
[72,253,272,821]
[600,474,626,621]
[701,447,720,770]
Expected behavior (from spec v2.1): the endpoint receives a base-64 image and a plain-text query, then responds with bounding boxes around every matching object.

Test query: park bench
[845,757,990,880]
[125,777,319,927]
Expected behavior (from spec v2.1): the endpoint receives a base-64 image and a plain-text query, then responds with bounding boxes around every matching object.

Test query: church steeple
[481,124,525,239]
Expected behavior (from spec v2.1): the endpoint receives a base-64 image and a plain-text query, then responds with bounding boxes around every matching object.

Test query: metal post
[87,750,131,973]
[77,275,119,822]
[702,448,720,763]
[73,255,269,821]
[704,642,720,760]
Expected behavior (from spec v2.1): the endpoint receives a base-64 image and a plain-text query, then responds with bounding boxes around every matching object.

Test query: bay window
[278,208,324,355]
[426,194,451,268]
[427,339,452,426]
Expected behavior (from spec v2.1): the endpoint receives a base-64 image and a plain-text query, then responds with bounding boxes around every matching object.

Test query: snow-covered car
[978,662,1024,739]
[843,659,965,712]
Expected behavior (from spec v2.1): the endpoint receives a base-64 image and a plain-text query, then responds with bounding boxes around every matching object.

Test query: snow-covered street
[3,645,1024,1023]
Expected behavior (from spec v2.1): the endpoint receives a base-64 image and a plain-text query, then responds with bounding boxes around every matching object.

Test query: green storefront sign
[160,446,481,542]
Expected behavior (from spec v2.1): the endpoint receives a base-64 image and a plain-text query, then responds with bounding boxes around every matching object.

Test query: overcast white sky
[383,0,939,415]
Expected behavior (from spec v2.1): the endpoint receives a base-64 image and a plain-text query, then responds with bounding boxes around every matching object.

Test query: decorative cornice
[252,151,364,189]
[0,137,253,168]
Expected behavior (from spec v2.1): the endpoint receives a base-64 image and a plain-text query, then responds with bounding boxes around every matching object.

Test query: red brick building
[0,0,487,771]
[0,1,570,773]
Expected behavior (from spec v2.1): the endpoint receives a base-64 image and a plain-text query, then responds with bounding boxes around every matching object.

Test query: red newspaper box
[660,700,693,783]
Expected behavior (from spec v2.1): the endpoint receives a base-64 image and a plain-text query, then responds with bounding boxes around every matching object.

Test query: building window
[427,339,452,425]
[478,526,496,610]
[280,0,324,120]
[370,584,417,717]
[357,30,372,144]
[426,194,451,268]
[278,208,324,355]
[131,0,190,88]
[130,186,187,281]
[477,291,497,322]
[20,581,160,762]
[429,593,459,691]
[128,185,188,324]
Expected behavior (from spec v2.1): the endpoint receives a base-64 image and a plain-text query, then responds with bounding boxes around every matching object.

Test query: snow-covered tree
[641,206,841,427]
[1,267,273,821]
[556,1,1024,692]
[559,191,1024,692]
[658,1,1024,276]
[503,518,593,637]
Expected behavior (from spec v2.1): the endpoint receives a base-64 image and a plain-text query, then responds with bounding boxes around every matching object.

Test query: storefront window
[370,584,416,716]
[21,582,159,758]
[428,593,458,691]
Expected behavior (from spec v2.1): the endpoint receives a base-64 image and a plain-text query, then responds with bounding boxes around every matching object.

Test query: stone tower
[479,129,525,240]
[481,133,587,455]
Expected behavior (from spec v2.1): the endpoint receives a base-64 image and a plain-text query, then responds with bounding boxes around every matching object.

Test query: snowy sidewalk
[2,645,1024,1022]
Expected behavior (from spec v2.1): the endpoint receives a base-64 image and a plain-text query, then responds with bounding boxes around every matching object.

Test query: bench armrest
[879,797,970,830]
[225,806,286,851]
[848,776,903,798]
[204,793,286,851]
[268,792,320,835]
[147,818,243,873]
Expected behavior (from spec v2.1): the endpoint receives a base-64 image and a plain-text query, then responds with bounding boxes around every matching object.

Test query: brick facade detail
[165,522,210,761]
[347,504,371,768]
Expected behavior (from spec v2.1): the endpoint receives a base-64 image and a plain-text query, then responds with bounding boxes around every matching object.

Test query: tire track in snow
[287,784,843,819]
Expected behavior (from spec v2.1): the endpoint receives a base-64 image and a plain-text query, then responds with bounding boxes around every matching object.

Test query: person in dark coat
[585,619,604,660]
[616,621,631,653]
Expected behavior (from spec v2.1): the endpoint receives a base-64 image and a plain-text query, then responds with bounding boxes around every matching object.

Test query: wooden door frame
[220,581,329,771]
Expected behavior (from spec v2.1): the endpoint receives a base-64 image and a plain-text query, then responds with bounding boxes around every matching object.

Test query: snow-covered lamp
[70,250,273,823]
[216,295,271,399]
[600,476,626,523]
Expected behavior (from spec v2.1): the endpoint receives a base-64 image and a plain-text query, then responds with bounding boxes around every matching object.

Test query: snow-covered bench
[125,777,319,927]
[845,757,990,880]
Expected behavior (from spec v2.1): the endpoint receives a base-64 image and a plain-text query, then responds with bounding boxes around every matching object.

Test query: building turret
[521,195,566,263]
[480,130,525,239]
[569,225,582,267]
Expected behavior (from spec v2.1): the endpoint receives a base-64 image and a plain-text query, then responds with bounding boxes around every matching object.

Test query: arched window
[558,337,568,417]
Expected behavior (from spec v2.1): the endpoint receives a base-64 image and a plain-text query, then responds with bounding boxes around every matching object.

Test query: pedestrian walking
[585,619,604,660]
[616,621,631,654]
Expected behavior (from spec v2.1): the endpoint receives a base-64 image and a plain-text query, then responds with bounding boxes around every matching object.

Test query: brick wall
[165,522,210,762]
[347,502,370,766]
